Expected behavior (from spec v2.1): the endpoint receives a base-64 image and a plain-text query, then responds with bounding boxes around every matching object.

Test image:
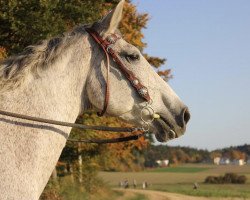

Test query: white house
[214,157,221,165]
[156,159,169,167]
[162,160,169,166]
[232,159,245,166]
[156,160,162,166]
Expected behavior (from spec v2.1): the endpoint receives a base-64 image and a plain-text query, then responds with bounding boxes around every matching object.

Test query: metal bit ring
[140,105,155,124]
[141,123,150,132]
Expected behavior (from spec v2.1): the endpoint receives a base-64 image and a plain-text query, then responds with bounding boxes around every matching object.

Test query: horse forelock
[0,25,88,92]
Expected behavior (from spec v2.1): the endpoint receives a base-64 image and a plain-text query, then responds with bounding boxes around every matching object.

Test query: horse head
[86,0,190,142]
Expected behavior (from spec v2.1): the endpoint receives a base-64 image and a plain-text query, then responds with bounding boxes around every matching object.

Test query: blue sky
[133,0,250,150]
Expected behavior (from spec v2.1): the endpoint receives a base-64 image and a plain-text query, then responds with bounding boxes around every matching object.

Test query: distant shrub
[223,173,238,183]
[205,176,217,184]
[237,175,247,184]
[205,173,247,184]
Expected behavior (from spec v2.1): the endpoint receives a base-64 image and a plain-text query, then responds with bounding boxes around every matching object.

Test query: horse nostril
[183,107,191,125]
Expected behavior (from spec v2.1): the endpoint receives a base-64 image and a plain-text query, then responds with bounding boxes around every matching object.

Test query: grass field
[98,164,250,198]
[146,166,210,173]
[150,183,250,198]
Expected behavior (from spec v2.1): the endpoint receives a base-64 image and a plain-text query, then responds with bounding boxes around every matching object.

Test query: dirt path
[114,189,247,200]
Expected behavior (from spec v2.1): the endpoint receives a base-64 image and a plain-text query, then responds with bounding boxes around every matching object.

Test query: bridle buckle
[106,44,114,53]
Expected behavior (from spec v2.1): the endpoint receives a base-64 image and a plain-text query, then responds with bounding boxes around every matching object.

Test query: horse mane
[0,25,88,92]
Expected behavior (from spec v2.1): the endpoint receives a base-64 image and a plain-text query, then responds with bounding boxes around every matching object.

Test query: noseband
[0,28,156,144]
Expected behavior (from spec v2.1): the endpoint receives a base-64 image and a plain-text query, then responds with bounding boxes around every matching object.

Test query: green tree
[0,0,107,54]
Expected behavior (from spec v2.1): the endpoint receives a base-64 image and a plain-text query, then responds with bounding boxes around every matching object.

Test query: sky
[133,0,250,150]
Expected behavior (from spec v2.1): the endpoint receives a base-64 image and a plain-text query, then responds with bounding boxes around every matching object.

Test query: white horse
[0,1,190,199]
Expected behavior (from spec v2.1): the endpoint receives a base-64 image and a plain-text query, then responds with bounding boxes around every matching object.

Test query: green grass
[43,164,250,199]
[99,164,250,198]
[54,176,122,200]
[147,166,210,173]
[150,183,250,198]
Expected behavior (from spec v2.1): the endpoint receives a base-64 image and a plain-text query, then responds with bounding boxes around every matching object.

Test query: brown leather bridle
[85,28,151,116]
[0,28,154,144]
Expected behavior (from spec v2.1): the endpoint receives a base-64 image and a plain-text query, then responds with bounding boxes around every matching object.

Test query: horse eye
[125,53,140,62]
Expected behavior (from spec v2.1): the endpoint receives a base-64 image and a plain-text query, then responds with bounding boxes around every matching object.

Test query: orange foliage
[230,150,246,160]
[70,112,148,171]
[0,47,7,60]
[120,1,148,49]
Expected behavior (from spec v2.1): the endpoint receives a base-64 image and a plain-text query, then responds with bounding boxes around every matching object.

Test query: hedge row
[204,173,247,184]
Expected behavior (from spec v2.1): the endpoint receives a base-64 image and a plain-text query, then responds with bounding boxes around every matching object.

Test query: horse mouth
[153,116,177,142]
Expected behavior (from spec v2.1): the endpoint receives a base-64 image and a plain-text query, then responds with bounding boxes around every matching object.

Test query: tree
[0,0,107,55]
[210,151,222,159]
[65,111,148,171]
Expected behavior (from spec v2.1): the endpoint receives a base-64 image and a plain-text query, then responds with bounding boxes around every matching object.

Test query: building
[213,157,221,165]
[214,157,247,166]
[162,160,169,167]
[156,160,162,166]
[219,158,230,165]
[156,159,169,167]
[232,159,245,166]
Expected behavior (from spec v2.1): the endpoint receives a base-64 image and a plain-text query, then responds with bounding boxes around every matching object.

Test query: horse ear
[93,0,125,36]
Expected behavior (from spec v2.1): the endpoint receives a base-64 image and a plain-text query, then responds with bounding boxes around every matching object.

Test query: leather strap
[67,131,145,144]
[86,29,111,116]
[86,28,151,116]
[0,109,147,144]
[0,110,140,132]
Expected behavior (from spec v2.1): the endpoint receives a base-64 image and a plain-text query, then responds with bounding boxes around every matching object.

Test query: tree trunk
[52,168,58,181]
[78,143,83,183]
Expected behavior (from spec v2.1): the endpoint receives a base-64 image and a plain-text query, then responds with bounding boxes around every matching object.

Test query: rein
[0,110,147,143]
[0,28,154,144]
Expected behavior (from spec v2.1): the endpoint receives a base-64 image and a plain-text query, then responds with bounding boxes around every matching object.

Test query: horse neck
[2,35,91,123]
[0,34,92,199]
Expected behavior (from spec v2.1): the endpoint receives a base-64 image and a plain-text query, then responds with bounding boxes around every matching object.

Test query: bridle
[0,28,158,144]
[85,28,151,116]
